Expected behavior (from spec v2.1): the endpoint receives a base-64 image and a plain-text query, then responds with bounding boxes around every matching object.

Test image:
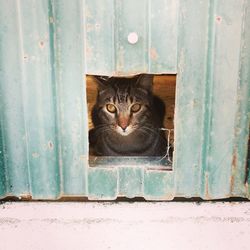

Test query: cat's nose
[118,117,129,131]
[120,124,128,131]
[119,122,128,131]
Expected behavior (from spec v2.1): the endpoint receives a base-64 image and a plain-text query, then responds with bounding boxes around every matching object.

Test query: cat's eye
[106,104,117,113]
[131,103,141,113]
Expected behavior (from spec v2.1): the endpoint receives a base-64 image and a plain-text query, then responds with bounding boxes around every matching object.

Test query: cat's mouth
[115,125,135,136]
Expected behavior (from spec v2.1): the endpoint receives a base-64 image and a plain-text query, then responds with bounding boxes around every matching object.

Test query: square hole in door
[87,74,176,170]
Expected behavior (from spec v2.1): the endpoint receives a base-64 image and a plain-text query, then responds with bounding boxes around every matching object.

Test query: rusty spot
[39,41,45,49]
[150,48,158,60]
[205,172,211,200]
[232,150,237,168]
[230,149,237,192]
[216,16,222,23]
[23,55,28,62]
[244,134,250,184]
[48,141,54,150]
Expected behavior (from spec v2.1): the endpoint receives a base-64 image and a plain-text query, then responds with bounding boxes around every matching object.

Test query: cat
[89,74,169,157]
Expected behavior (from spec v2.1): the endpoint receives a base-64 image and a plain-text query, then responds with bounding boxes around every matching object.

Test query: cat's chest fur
[94,129,165,156]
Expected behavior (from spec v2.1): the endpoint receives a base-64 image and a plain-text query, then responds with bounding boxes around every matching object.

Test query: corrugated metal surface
[0,0,249,200]
[175,0,250,199]
[85,0,178,75]
[0,0,88,199]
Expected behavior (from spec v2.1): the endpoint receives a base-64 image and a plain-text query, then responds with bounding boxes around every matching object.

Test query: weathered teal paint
[0,0,249,200]
[0,0,88,199]
[231,0,250,198]
[19,0,60,199]
[85,0,115,75]
[144,170,174,200]
[0,127,6,197]
[174,0,210,198]
[52,0,88,196]
[149,0,178,73]
[88,168,118,200]
[203,0,246,199]
[0,0,31,197]
[118,167,143,198]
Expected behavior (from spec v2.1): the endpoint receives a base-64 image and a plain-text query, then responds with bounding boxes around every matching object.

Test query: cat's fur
[89,74,168,156]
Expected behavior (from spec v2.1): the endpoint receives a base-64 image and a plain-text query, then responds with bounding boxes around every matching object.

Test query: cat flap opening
[87,74,175,169]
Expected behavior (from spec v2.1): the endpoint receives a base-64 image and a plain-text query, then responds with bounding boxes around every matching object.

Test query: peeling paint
[32,153,40,158]
[150,47,158,60]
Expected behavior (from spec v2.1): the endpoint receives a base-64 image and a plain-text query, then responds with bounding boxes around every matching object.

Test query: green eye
[106,104,117,113]
[131,103,141,113]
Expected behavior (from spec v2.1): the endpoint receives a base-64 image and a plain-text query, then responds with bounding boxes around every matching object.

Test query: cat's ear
[135,74,153,91]
[92,75,110,91]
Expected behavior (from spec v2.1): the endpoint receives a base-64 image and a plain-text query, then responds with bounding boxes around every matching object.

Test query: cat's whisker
[93,123,114,129]
[140,128,167,146]
[94,127,112,137]
[131,124,139,129]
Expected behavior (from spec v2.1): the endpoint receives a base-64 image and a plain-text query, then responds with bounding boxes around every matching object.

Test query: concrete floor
[0,202,249,250]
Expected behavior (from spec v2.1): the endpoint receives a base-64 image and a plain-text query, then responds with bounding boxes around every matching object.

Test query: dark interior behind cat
[89,74,169,157]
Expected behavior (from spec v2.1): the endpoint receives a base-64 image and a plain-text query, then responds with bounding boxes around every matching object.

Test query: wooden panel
[153,75,176,131]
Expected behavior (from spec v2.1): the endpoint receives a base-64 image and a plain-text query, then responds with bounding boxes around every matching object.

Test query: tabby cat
[89,74,168,157]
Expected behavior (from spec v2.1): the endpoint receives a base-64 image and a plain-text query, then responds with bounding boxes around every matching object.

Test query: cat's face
[93,75,153,136]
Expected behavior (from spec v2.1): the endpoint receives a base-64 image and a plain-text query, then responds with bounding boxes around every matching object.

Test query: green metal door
[0,0,249,200]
